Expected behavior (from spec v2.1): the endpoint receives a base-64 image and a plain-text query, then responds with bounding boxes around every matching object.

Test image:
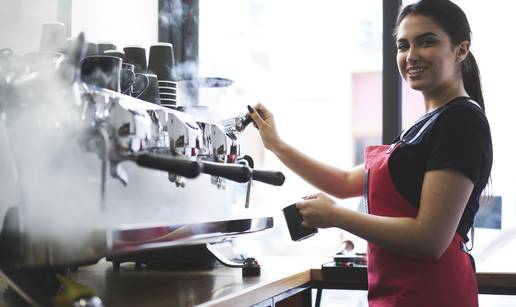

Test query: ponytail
[462,52,485,111]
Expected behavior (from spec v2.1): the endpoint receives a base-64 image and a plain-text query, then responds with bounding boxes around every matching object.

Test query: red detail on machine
[227,154,236,163]
[191,148,198,156]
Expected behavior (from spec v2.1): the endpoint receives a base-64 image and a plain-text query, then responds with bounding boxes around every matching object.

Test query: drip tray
[107,217,273,268]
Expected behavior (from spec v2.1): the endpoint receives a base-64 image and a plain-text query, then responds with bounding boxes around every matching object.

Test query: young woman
[246,0,492,306]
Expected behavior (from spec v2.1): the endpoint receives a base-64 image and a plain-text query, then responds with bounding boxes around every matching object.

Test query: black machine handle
[252,169,285,186]
[239,114,254,132]
[201,161,252,183]
[135,154,202,178]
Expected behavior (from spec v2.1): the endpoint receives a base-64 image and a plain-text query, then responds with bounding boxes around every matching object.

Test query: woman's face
[396,14,463,94]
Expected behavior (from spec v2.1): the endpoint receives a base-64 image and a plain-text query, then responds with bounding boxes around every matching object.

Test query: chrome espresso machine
[0,33,284,306]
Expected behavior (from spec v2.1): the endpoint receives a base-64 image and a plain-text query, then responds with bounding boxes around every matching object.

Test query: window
[199,0,382,257]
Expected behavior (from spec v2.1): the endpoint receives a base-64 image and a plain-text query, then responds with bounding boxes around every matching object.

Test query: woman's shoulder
[396,97,489,145]
[436,97,490,130]
[427,97,492,152]
[442,97,486,117]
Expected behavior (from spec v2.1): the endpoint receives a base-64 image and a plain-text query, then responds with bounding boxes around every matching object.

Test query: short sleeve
[425,105,490,183]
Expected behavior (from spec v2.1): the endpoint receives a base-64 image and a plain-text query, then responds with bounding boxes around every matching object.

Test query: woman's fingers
[302,194,318,200]
[295,193,336,229]
[253,103,274,123]
[254,102,269,114]
[295,201,306,210]
[296,200,317,227]
[247,105,266,129]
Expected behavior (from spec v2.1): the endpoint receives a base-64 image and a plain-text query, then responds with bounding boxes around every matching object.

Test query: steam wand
[96,126,110,211]
[237,155,286,208]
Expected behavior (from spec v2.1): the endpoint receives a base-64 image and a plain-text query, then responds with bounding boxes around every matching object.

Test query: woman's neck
[422,80,469,113]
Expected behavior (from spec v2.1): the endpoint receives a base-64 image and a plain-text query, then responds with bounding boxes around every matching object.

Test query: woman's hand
[296,193,339,228]
[246,103,283,152]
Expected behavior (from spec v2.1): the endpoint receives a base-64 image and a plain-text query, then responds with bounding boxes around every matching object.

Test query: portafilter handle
[200,161,252,183]
[239,114,254,132]
[238,155,285,186]
[134,154,202,178]
[252,169,285,186]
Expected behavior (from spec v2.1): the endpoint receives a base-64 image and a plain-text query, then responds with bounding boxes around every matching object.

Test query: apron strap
[400,98,481,147]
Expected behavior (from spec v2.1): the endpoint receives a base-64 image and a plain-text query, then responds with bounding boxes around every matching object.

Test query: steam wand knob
[242,257,261,277]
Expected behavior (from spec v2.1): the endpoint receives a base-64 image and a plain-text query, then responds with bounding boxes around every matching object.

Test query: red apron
[365,144,478,307]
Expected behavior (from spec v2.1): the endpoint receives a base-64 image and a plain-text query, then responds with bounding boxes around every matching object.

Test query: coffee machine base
[106,244,219,271]
[106,242,261,277]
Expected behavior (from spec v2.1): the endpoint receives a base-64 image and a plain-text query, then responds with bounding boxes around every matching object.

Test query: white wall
[70,0,158,50]
[0,0,158,54]
[0,0,59,53]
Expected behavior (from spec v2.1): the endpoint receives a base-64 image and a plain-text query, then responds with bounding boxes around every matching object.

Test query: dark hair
[394,0,484,110]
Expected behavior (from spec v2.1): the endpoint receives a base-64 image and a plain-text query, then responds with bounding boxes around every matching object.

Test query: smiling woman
[245,0,492,306]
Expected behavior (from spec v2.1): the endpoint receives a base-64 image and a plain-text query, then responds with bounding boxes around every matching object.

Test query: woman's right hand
[246,103,283,152]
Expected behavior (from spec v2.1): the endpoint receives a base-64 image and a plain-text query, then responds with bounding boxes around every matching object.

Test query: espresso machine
[0,33,284,306]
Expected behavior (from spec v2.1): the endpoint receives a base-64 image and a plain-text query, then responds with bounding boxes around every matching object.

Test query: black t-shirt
[388,97,493,242]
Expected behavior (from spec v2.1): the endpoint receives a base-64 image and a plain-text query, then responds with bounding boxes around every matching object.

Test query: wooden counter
[2,257,516,306]
[0,257,319,307]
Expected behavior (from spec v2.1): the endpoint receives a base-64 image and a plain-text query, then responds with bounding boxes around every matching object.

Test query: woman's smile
[407,65,429,79]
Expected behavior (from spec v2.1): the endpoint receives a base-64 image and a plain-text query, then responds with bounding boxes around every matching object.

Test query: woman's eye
[397,44,408,51]
[420,40,435,47]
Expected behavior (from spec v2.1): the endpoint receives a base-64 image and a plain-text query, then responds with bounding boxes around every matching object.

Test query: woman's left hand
[296,193,338,228]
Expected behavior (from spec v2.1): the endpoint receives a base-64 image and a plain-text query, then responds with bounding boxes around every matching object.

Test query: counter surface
[1,256,516,306]
[1,257,320,307]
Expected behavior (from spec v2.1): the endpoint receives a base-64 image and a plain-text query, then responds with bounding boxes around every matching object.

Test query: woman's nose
[406,46,420,61]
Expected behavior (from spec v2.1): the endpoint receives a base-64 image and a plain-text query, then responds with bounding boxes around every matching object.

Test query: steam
[158,0,186,29]
[0,24,251,267]
[158,0,199,81]
[0,52,103,240]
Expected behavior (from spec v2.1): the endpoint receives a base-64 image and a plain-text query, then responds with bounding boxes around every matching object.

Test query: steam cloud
[0,15,250,266]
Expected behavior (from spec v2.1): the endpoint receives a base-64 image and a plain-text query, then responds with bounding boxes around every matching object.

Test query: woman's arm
[247,103,364,199]
[274,142,364,199]
[298,168,474,259]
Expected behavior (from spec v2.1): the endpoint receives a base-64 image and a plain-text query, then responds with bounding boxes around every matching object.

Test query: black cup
[158,86,176,94]
[133,73,159,104]
[124,45,147,73]
[97,42,117,54]
[160,98,176,106]
[104,50,126,63]
[148,43,176,81]
[85,42,99,57]
[159,93,176,100]
[158,80,177,88]
[80,55,122,92]
[282,203,318,241]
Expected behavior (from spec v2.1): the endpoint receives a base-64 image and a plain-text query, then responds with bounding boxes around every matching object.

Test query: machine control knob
[242,257,261,277]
